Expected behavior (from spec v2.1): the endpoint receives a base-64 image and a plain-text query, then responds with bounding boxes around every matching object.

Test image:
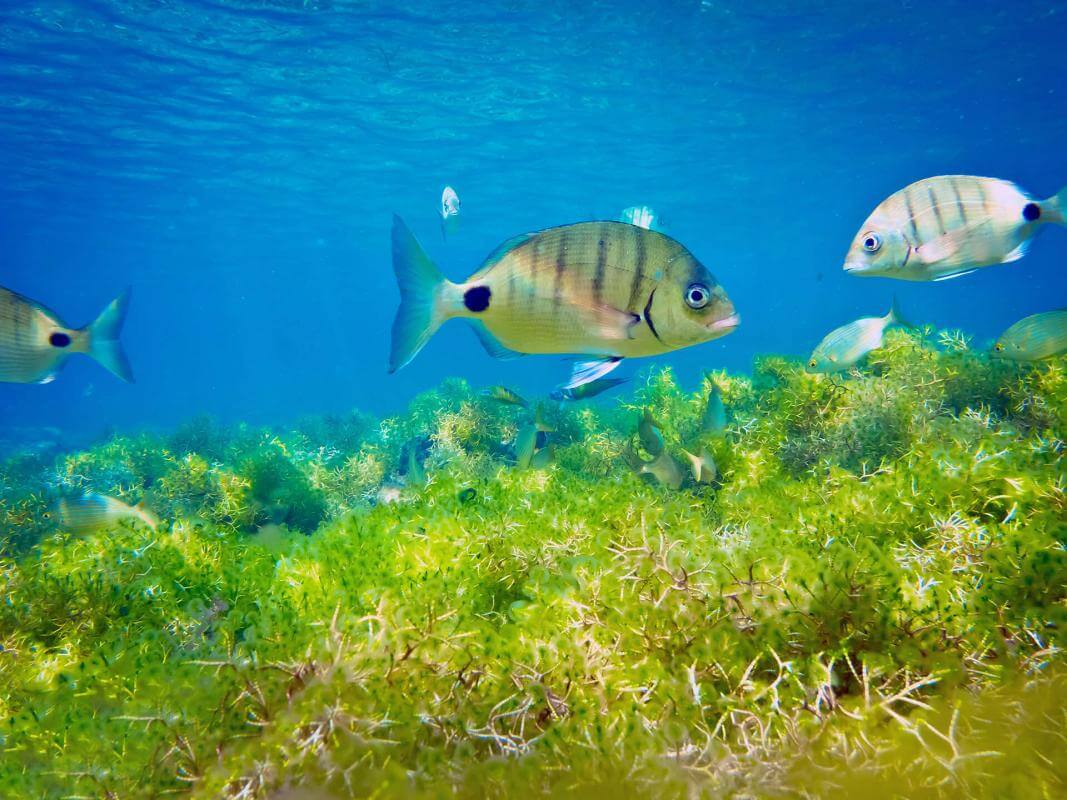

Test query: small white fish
[807,300,908,373]
[56,494,158,535]
[619,205,660,231]
[440,186,461,239]
[992,309,1067,361]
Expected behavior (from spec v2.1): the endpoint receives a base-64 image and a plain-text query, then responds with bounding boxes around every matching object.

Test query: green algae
[0,328,1064,799]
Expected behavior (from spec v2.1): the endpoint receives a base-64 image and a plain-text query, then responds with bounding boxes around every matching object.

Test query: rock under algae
[0,328,1064,799]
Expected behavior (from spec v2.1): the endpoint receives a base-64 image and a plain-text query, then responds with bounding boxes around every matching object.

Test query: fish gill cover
[0,0,1066,798]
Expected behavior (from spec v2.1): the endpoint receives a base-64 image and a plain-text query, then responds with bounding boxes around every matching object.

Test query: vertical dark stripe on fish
[627,226,647,313]
[593,228,607,306]
[976,177,991,215]
[904,187,921,244]
[928,186,946,236]
[950,177,967,224]
[553,231,567,316]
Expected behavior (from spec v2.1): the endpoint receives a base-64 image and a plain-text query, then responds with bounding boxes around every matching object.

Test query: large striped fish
[388,216,739,386]
[992,309,1067,361]
[56,494,159,535]
[0,286,133,384]
[844,176,1066,281]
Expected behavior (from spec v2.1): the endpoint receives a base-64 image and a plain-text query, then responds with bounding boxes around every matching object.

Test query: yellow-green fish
[389,217,738,387]
[636,450,683,490]
[844,176,1066,281]
[515,409,554,469]
[406,446,427,486]
[701,377,726,433]
[482,385,529,407]
[56,494,158,535]
[807,301,908,373]
[531,442,555,469]
[0,286,132,384]
[638,409,664,457]
[549,376,629,401]
[681,447,717,484]
[992,309,1067,361]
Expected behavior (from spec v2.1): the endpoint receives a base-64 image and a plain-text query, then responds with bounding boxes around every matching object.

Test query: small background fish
[807,300,908,373]
[993,309,1067,361]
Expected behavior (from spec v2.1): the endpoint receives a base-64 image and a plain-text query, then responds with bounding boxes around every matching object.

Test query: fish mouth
[843,260,868,274]
[708,313,740,333]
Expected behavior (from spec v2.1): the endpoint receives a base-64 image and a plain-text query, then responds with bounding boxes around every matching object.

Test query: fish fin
[680,448,701,483]
[85,289,133,383]
[477,232,537,273]
[931,268,978,282]
[580,302,642,340]
[1003,239,1031,264]
[1039,186,1067,225]
[564,356,622,389]
[34,373,57,385]
[885,297,914,329]
[389,215,460,372]
[466,319,525,360]
[913,227,974,265]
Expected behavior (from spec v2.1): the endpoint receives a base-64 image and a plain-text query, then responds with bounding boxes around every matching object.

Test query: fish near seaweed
[550,376,628,401]
[0,286,133,384]
[514,408,554,469]
[388,216,739,388]
[681,447,717,484]
[844,176,1066,281]
[992,309,1067,361]
[56,494,158,535]
[701,376,726,433]
[483,385,529,407]
[635,450,684,490]
[638,409,664,457]
[806,300,909,374]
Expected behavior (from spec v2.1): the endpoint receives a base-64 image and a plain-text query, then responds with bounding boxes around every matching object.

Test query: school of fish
[3,174,1065,535]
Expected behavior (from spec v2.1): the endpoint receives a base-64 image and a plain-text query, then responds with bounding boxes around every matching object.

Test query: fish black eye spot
[463,286,491,313]
[49,332,71,348]
[1022,202,1041,222]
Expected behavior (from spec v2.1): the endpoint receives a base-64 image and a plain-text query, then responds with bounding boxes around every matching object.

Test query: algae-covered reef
[0,329,1064,799]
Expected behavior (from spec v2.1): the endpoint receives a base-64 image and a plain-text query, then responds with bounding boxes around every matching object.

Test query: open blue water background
[1,0,1065,440]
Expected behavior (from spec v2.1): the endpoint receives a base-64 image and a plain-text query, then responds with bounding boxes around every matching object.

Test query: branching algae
[0,328,1063,799]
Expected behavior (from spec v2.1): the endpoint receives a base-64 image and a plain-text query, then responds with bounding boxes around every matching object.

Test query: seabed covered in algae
[1,328,1064,799]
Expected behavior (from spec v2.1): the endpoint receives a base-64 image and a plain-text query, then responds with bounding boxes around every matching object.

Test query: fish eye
[862,232,882,252]
[808,358,817,367]
[684,283,710,309]
[994,343,1004,351]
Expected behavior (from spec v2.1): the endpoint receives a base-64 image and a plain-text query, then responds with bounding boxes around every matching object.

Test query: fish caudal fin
[389,215,459,373]
[85,290,134,383]
[1039,186,1067,225]
[886,297,914,329]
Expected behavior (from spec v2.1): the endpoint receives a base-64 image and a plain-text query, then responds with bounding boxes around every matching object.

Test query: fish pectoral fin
[563,356,623,389]
[466,320,526,360]
[571,300,642,341]
[914,220,997,265]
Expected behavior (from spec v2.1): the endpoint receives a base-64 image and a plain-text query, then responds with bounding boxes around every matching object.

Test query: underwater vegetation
[0,327,1064,799]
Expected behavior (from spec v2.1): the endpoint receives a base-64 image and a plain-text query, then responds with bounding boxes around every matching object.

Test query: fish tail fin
[886,297,914,329]
[389,215,461,373]
[84,289,134,383]
[1039,186,1067,225]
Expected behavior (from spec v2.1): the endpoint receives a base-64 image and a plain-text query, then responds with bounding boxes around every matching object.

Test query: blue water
[1,0,1065,439]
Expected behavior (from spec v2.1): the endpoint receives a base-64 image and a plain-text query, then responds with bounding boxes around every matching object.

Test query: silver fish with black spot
[0,286,133,384]
[844,176,1066,281]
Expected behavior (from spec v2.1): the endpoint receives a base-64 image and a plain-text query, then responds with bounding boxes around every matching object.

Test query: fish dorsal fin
[466,319,525,360]
[479,232,536,271]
